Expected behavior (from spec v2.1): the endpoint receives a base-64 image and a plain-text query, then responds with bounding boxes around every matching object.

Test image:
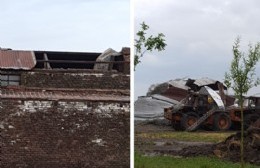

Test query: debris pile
[214,119,260,165]
[134,96,174,120]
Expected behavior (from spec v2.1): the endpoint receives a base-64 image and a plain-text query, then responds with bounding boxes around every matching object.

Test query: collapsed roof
[0,47,130,72]
[147,77,227,99]
[186,78,227,91]
[134,95,175,120]
[147,78,189,101]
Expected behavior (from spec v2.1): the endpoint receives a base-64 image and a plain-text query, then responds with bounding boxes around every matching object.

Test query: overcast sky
[0,0,130,52]
[135,0,260,99]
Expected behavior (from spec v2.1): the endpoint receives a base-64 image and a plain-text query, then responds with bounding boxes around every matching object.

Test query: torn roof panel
[168,79,189,90]
[147,79,189,96]
[193,77,218,87]
[0,50,36,70]
[186,77,227,91]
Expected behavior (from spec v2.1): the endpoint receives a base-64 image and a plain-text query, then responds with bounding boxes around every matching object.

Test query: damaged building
[135,77,235,120]
[0,47,130,167]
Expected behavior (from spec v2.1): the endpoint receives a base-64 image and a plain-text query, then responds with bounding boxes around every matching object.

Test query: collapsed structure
[135,77,260,131]
[0,47,130,167]
[135,78,233,120]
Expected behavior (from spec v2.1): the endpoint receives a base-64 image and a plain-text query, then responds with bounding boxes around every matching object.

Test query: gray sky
[0,0,130,52]
[135,0,260,99]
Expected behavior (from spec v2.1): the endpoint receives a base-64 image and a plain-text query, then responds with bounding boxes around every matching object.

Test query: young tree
[224,37,260,168]
[134,22,167,70]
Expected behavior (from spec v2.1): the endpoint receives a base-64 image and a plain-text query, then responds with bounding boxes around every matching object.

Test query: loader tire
[213,113,231,131]
[181,112,199,130]
[172,121,182,131]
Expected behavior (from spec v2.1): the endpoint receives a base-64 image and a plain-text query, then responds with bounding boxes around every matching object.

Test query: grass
[136,131,235,143]
[135,152,259,168]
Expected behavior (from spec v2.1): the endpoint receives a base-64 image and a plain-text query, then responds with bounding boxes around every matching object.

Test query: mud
[135,121,216,158]
[214,120,260,165]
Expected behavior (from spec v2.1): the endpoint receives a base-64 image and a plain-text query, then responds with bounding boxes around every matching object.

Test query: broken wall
[0,98,130,167]
[20,70,130,89]
[1,60,130,167]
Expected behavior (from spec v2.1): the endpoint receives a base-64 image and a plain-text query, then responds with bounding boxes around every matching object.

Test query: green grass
[135,153,259,168]
[136,131,235,143]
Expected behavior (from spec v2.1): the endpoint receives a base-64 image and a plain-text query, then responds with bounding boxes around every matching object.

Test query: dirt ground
[135,120,216,157]
[135,120,260,166]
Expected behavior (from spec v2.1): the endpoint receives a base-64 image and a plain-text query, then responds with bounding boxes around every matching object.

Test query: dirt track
[135,121,216,157]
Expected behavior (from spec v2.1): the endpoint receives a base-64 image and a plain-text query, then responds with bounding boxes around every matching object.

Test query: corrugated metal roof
[168,79,189,90]
[186,77,227,91]
[0,50,36,70]
[193,77,218,86]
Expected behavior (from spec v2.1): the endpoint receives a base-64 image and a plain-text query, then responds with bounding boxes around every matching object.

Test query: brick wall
[0,98,130,168]
[20,70,130,89]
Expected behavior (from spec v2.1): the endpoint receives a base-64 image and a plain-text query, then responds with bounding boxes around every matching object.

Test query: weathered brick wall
[20,70,130,89]
[0,99,130,168]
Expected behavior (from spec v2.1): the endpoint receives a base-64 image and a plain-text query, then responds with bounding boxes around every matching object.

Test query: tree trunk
[240,101,245,168]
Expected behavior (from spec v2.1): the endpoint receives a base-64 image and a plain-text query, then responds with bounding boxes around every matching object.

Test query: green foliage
[224,37,260,168]
[134,22,167,70]
[224,37,260,102]
[135,152,257,168]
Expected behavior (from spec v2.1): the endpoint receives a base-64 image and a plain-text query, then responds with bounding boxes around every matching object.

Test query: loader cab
[248,96,260,112]
[182,92,213,115]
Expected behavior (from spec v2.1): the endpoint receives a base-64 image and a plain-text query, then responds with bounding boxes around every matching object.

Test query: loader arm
[186,86,225,131]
